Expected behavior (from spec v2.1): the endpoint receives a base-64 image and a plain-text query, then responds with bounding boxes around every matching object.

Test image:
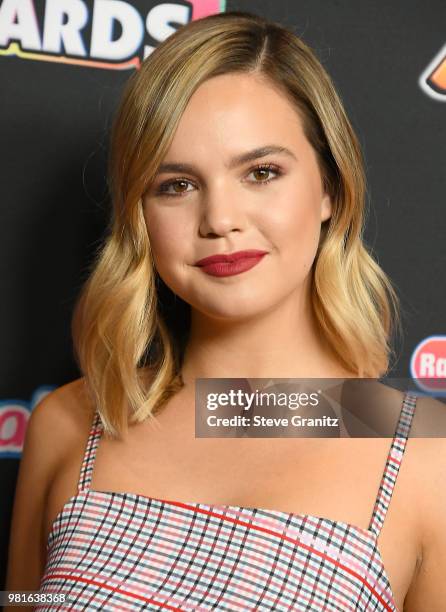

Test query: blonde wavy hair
[72,10,402,439]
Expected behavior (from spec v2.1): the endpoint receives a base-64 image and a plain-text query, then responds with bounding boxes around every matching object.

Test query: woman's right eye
[156,179,195,197]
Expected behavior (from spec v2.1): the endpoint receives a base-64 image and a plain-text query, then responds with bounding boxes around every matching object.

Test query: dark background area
[1,0,445,586]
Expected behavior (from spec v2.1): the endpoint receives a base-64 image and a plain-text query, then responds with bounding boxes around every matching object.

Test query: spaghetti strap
[368,391,418,538]
[77,409,103,493]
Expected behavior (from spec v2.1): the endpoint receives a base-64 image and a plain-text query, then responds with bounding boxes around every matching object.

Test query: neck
[180,285,355,384]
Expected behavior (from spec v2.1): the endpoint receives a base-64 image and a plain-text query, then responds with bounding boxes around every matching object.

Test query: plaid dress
[36,392,417,611]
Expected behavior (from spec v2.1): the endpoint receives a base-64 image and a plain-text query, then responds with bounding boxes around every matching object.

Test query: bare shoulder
[26,377,97,471]
[19,375,95,502]
[369,383,446,485]
[5,376,94,598]
[403,438,446,609]
[335,379,416,435]
[402,394,446,610]
[409,392,446,437]
[33,377,95,444]
[38,377,97,517]
[370,386,446,609]
[21,376,96,506]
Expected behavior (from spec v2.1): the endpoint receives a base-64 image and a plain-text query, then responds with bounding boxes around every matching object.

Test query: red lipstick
[195,250,268,277]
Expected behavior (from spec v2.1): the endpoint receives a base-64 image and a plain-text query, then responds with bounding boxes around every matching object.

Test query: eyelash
[155,163,283,198]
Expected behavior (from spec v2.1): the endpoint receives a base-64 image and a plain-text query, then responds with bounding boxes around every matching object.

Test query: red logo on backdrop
[410,335,446,394]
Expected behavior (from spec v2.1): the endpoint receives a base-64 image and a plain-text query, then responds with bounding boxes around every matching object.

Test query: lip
[195,250,269,266]
[195,250,268,278]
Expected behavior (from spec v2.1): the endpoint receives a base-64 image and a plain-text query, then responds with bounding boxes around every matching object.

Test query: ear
[321,193,332,223]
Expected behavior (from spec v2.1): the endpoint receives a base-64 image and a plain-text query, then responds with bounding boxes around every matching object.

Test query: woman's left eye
[248,164,281,184]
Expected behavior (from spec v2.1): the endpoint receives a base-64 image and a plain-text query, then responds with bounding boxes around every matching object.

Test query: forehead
[165,72,308,158]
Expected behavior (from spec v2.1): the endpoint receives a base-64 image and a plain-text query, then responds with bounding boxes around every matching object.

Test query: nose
[198,184,246,237]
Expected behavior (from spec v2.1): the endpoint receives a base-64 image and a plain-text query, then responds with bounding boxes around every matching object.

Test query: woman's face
[142,72,332,321]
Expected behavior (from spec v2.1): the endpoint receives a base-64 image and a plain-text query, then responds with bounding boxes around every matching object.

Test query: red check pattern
[36,392,417,611]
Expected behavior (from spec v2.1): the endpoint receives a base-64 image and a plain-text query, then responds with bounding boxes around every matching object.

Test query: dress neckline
[46,486,399,611]
[46,390,418,612]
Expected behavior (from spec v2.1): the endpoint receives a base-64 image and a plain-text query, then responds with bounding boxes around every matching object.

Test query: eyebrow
[156,145,297,175]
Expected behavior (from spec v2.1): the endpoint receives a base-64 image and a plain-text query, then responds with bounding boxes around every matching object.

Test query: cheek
[265,191,321,272]
[144,208,190,272]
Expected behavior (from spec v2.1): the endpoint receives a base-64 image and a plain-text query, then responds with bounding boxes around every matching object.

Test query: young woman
[6,10,446,611]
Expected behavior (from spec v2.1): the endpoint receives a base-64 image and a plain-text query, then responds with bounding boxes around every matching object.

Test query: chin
[191,297,275,322]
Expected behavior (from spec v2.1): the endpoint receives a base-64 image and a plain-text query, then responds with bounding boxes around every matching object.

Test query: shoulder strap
[78,409,103,493]
[368,391,417,538]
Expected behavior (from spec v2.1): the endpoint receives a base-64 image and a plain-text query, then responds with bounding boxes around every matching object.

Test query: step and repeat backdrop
[1,0,445,584]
